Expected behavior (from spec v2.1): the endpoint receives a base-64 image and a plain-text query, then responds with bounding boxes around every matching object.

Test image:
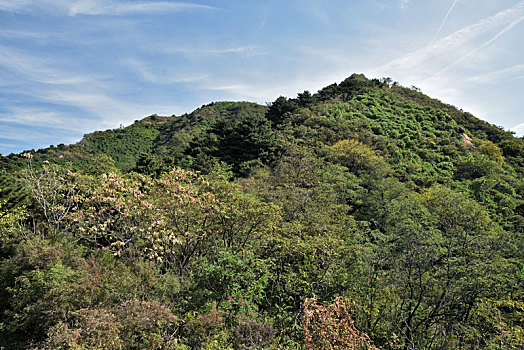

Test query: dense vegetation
[0,74,523,349]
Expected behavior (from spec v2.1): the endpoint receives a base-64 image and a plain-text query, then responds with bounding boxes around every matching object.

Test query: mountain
[0,74,523,349]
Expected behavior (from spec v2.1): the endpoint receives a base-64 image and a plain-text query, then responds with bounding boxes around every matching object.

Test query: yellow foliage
[330,139,387,174]
[478,140,505,165]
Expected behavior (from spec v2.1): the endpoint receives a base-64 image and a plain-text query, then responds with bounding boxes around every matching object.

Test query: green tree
[266,96,298,125]
[330,139,388,176]
[188,112,278,175]
[356,183,512,348]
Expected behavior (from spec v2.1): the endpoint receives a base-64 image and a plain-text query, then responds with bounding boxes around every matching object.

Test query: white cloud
[434,0,460,39]
[511,122,524,136]
[68,1,215,16]
[123,59,209,84]
[0,44,105,86]
[203,71,347,102]
[0,0,32,12]
[0,36,187,140]
[204,80,292,101]
[372,1,524,81]
[464,64,524,85]
[400,0,410,10]
[0,141,22,151]
[0,43,159,129]
[0,108,91,131]
[0,123,76,143]
[0,47,168,133]
[1,86,179,133]
[429,14,524,80]
[0,0,215,16]
[165,45,266,58]
[39,90,148,127]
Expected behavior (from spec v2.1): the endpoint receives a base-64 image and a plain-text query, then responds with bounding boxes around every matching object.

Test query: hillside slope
[0,74,523,349]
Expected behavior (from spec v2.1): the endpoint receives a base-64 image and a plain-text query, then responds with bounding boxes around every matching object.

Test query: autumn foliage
[303,297,377,350]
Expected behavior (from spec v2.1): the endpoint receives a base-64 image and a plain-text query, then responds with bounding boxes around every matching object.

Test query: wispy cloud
[373,1,524,81]
[428,14,524,80]
[203,71,346,102]
[1,85,179,133]
[0,122,79,144]
[124,59,209,84]
[462,64,524,85]
[0,0,31,12]
[0,107,92,132]
[68,1,215,16]
[165,45,266,57]
[509,75,524,81]
[434,0,460,39]
[0,0,215,16]
[0,44,105,86]
[0,141,23,152]
[0,46,173,132]
[258,0,275,31]
[512,122,524,136]
[36,89,173,128]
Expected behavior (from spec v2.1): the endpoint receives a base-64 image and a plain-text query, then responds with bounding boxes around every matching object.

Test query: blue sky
[0,0,523,155]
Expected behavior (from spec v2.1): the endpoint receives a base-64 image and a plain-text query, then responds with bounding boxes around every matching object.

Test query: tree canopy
[1,75,523,349]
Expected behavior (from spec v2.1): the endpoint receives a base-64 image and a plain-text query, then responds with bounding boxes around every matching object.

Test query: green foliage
[132,152,171,177]
[0,74,523,349]
[266,96,298,125]
[83,121,163,171]
[188,111,279,175]
[330,139,389,175]
[478,140,505,165]
[352,182,514,348]
[0,200,26,253]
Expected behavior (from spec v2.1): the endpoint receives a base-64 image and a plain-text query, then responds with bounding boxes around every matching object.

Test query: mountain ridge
[1,74,521,170]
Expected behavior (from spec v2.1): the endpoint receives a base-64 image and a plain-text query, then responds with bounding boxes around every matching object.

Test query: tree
[356,183,511,348]
[21,159,84,235]
[329,139,388,176]
[132,153,168,177]
[188,112,278,175]
[303,297,377,350]
[297,90,313,107]
[0,200,26,255]
[266,96,298,125]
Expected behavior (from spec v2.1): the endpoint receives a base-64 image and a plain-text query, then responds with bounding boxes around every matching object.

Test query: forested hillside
[1,74,523,349]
